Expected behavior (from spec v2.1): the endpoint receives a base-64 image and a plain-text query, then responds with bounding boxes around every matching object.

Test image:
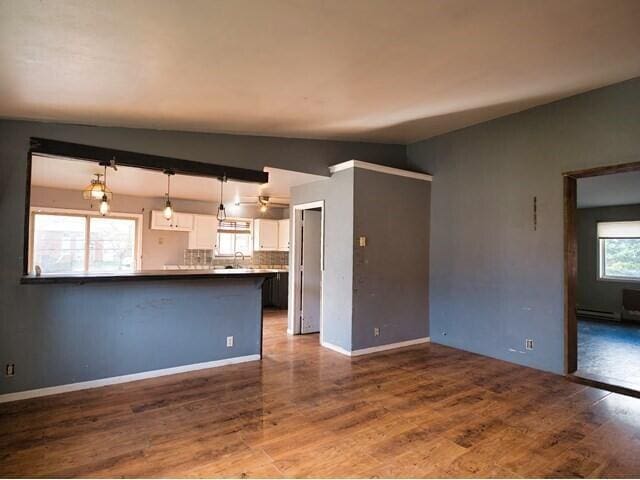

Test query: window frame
[597,221,640,283]
[29,206,143,274]
[215,217,253,258]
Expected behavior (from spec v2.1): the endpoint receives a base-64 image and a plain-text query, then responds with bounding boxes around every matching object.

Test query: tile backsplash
[183,249,288,268]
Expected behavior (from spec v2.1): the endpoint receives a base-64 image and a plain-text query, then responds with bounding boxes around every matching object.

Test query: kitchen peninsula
[13,138,314,398]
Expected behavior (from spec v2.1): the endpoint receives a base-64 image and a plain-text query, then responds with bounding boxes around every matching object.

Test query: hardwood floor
[2,309,640,478]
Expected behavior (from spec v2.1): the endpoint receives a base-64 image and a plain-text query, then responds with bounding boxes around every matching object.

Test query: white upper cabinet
[254,219,279,251]
[188,214,218,250]
[150,211,194,232]
[174,212,194,231]
[277,218,290,251]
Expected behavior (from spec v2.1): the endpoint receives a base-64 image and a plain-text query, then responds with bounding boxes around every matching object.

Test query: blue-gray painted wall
[407,77,640,374]
[290,170,355,350]
[0,120,406,395]
[290,167,431,352]
[352,168,430,349]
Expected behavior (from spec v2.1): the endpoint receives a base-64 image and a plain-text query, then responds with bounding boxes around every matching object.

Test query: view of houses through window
[32,212,138,274]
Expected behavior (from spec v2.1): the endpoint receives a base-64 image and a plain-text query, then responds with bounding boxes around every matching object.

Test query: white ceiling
[1,1,640,144]
[578,172,640,208]
[30,155,327,204]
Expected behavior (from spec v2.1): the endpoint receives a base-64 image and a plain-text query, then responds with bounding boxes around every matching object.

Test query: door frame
[563,160,640,375]
[288,200,325,342]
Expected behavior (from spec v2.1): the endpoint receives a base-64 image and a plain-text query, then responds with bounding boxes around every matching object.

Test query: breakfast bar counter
[20,268,278,284]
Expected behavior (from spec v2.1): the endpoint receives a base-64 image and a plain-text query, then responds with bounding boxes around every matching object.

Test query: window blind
[217,219,251,234]
[597,221,640,239]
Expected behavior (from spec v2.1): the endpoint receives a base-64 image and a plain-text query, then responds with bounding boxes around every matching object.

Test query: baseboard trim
[321,337,430,357]
[352,337,430,356]
[0,354,261,404]
[320,341,352,356]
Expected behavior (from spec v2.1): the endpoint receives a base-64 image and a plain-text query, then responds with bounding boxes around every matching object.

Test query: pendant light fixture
[258,196,269,213]
[163,170,174,220]
[82,172,112,201]
[98,164,110,216]
[216,176,227,222]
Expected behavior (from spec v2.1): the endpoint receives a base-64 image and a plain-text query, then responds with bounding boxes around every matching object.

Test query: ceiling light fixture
[258,196,269,213]
[163,170,174,220]
[98,164,110,216]
[217,176,227,221]
[82,172,112,201]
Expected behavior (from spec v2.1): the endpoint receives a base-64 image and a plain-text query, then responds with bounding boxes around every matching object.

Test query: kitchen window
[217,218,252,256]
[598,221,640,281]
[30,208,142,274]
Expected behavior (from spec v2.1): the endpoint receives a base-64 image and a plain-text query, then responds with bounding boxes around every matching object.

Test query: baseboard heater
[576,308,620,321]
[623,289,640,319]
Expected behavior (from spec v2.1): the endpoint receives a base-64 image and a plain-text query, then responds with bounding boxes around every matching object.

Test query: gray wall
[577,203,640,317]
[0,119,405,395]
[31,185,286,270]
[290,167,431,352]
[352,168,430,349]
[407,77,640,374]
[290,170,354,350]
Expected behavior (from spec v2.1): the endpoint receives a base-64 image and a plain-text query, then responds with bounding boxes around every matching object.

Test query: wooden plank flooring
[1,309,640,477]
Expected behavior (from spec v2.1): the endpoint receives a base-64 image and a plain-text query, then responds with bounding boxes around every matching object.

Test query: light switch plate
[359,236,367,247]
[226,336,234,347]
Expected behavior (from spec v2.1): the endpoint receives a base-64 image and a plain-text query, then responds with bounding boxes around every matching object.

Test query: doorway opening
[289,201,324,342]
[564,161,640,397]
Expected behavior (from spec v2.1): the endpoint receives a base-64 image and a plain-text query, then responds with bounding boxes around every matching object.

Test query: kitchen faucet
[234,251,245,268]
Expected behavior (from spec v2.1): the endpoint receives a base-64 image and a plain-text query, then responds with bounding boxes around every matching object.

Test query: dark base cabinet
[262,272,289,309]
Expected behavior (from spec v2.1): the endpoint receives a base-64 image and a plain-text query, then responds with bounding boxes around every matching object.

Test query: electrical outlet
[226,336,234,348]
[5,363,15,377]
[374,327,380,337]
[359,236,367,247]
[525,339,534,350]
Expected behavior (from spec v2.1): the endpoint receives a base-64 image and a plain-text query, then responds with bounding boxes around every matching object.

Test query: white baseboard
[352,337,430,356]
[286,328,294,335]
[0,354,261,404]
[320,341,352,356]
[321,337,430,357]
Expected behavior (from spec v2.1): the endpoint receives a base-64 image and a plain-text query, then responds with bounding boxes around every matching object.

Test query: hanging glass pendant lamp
[82,172,112,201]
[163,171,174,220]
[98,165,110,216]
[217,176,227,222]
[258,196,269,213]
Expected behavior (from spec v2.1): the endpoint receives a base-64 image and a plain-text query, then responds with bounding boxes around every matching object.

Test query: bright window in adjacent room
[216,218,252,256]
[598,221,640,281]
[32,214,87,273]
[31,210,140,274]
[88,217,137,272]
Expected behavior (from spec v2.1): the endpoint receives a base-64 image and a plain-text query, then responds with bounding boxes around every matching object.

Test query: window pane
[235,233,252,256]
[89,217,136,272]
[33,214,86,273]
[603,238,640,279]
[218,232,235,255]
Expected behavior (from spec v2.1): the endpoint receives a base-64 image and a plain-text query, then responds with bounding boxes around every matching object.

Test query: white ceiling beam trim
[329,160,432,182]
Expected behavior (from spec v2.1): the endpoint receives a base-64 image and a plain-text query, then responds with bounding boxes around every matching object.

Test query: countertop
[21,268,278,285]
[164,265,288,272]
